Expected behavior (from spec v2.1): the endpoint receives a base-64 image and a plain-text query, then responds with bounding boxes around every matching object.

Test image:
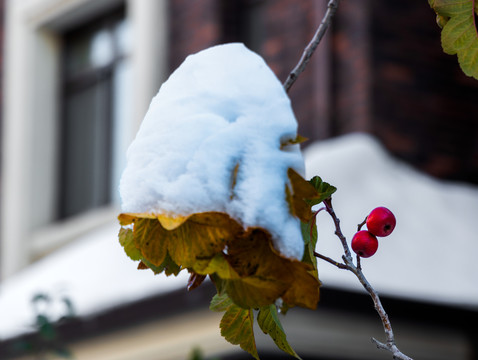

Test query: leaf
[209,292,233,312]
[134,218,168,266]
[187,272,207,291]
[118,227,142,261]
[306,176,337,206]
[196,253,240,279]
[281,261,320,309]
[257,305,301,359]
[220,303,259,360]
[300,219,318,280]
[287,169,321,221]
[122,212,241,272]
[157,214,190,230]
[429,0,478,79]
[224,228,319,310]
[280,134,308,149]
[167,212,241,269]
[118,212,155,226]
[140,254,181,276]
[119,212,320,310]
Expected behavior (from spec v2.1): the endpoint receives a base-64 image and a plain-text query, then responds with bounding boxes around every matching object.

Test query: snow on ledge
[0,222,189,340]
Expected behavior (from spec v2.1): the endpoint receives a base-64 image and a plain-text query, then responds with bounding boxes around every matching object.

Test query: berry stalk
[316,198,413,360]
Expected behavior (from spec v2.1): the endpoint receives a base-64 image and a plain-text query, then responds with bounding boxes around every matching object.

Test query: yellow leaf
[287,168,321,222]
[280,134,308,149]
[157,214,190,230]
[118,212,156,225]
[282,262,320,309]
[225,229,319,309]
[168,213,239,269]
[134,218,168,267]
[118,210,320,310]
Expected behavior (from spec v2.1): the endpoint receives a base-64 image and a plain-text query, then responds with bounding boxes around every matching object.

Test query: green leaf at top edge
[257,305,301,359]
[429,0,478,80]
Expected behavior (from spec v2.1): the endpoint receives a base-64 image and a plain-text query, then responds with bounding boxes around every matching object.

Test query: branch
[313,250,348,270]
[316,198,414,360]
[283,0,340,93]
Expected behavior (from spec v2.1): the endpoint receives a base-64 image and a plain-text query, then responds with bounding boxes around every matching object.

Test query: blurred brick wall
[168,0,478,184]
[370,1,478,183]
[168,0,222,71]
[168,0,324,143]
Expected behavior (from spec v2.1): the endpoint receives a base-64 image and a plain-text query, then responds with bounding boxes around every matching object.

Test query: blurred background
[0,0,477,359]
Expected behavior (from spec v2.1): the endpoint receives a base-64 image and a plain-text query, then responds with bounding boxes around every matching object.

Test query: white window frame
[1,0,169,279]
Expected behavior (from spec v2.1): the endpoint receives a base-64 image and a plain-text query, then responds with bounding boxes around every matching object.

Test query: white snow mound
[119,43,305,260]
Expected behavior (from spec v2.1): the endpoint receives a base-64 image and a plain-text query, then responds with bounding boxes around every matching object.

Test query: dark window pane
[59,9,125,219]
[61,77,112,218]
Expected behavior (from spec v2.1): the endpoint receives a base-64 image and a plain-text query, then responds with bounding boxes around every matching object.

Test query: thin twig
[313,251,348,269]
[283,0,340,92]
[284,1,412,357]
[315,199,413,360]
[323,198,352,259]
[356,254,362,271]
[357,216,367,231]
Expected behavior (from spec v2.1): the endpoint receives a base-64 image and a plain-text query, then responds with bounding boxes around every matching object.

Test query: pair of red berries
[351,207,396,258]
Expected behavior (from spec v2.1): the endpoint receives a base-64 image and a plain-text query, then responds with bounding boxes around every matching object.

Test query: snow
[1,132,477,340]
[119,43,305,260]
[304,132,478,308]
[0,222,189,340]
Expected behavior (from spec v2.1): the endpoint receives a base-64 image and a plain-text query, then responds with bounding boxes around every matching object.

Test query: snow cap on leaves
[119,43,306,260]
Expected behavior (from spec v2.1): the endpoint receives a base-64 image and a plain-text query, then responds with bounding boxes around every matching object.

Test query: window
[2,0,168,278]
[59,10,131,219]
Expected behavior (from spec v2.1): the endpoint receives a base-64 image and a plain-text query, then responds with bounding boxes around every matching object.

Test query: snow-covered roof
[0,223,190,339]
[0,132,477,340]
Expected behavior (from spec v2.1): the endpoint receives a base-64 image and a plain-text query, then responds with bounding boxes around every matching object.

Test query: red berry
[351,230,378,258]
[366,207,396,237]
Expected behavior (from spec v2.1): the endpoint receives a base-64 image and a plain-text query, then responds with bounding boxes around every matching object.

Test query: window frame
[1,0,169,278]
[59,9,127,220]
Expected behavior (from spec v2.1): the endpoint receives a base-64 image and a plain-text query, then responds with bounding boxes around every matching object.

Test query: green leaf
[306,176,337,206]
[300,220,318,280]
[220,304,259,360]
[257,305,301,359]
[118,227,142,261]
[429,0,478,79]
[210,292,233,312]
[36,314,57,341]
[140,253,181,276]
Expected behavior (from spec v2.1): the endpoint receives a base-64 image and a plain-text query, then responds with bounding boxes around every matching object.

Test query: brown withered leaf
[137,261,149,270]
[187,272,207,291]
